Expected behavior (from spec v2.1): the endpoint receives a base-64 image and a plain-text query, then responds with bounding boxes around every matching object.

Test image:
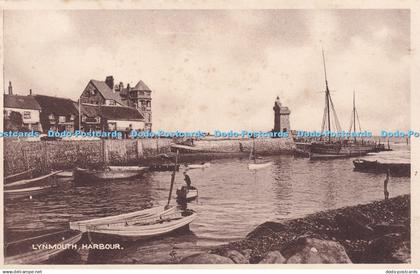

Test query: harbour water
[4,144,410,264]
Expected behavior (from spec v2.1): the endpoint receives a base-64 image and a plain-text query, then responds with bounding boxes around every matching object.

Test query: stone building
[80,76,152,131]
[273,96,291,133]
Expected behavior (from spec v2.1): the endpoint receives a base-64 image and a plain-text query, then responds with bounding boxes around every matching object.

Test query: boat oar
[166,149,179,209]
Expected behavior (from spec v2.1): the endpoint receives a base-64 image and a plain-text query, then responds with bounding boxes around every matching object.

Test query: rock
[219,249,249,264]
[334,211,374,238]
[246,221,286,239]
[366,233,410,263]
[179,253,234,264]
[281,237,352,264]
[241,249,253,261]
[371,222,408,235]
[258,251,286,264]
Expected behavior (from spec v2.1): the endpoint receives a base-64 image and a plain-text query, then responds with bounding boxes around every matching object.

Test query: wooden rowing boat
[5,230,82,264]
[4,169,35,184]
[176,187,198,202]
[4,186,52,200]
[4,170,62,190]
[248,162,273,170]
[73,167,144,185]
[86,209,197,241]
[69,206,176,232]
[353,159,410,177]
[55,171,73,178]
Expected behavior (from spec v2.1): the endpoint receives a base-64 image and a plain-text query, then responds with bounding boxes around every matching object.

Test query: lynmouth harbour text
[32,243,123,250]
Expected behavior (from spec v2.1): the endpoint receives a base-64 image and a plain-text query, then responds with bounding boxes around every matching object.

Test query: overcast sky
[4,9,410,133]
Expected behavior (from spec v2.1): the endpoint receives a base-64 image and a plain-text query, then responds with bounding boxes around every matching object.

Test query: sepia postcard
[0,0,419,271]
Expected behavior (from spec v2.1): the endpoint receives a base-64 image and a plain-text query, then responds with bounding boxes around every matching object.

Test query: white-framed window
[48,114,55,120]
[23,111,31,119]
[70,115,75,121]
[59,116,66,123]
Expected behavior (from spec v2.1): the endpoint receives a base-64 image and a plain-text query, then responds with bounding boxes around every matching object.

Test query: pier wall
[3,138,172,176]
[193,137,295,154]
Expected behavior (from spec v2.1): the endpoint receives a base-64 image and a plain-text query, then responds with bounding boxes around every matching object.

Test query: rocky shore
[180,195,410,264]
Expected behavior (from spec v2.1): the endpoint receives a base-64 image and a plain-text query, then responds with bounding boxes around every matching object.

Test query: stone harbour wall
[193,137,295,154]
[3,138,172,176]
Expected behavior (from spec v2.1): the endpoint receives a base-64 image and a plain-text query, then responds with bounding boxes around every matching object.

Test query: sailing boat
[309,51,373,159]
[309,49,345,159]
[248,137,273,170]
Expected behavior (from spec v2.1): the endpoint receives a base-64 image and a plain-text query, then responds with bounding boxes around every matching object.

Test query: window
[70,115,75,121]
[48,114,55,120]
[23,111,31,119]
[59,116,66,123]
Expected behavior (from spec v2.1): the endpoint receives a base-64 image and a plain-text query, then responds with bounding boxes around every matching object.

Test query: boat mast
[353,90,356,142]
[322,49,331,143]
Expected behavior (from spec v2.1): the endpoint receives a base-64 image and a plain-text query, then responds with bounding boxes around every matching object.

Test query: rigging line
[355,109,362,131]
[321,97,327,132]
[328,94,342,132]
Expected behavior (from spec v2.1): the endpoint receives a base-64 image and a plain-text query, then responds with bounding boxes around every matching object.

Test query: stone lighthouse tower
[273,96,291,133]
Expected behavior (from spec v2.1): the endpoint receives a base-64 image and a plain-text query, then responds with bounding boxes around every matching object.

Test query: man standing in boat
[183,171,193,189]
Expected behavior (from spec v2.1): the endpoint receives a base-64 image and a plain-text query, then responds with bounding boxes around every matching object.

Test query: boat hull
[4,186,52,200]
[86,211,197,242]
[73,168,143,185]
[353,159,410,177]
[248,162,273,170]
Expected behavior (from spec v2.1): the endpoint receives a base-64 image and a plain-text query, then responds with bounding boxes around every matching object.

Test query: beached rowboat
[5,230,82,264]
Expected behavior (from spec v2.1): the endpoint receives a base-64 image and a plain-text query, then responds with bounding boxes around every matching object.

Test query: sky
[4,9,410,133]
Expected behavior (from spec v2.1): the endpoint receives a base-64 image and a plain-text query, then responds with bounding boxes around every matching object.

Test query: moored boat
[107,166,149,172]
[4,186,52,200]
[86,209,197,241]
[248,162,273,170]
[4,170,62,190]
[69,206,176,232]
[353,159,410,177]
[73,167,144,185]
[186,163,211,169]
[55,171,74,178]
[5,230,82,264]
[176,187,198,202]
[4,168,35,184]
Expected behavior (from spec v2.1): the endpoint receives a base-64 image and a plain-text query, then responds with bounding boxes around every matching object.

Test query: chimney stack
[105,76,114,90]
[8,81,12,95]
[29,89,32,96]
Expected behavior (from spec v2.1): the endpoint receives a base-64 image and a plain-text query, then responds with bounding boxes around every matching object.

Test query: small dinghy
[186,163,211,169]
[176,187,198,202]
[73,167,144,185]
[4,186,52,200]
[248,162,273,170]
[55,171,74,178]
[4,168,35,184]
[5,230,82,264]
[86,209,197,241]
[107,166,149,172]
[69,206,176,232]
[4,170,62,190]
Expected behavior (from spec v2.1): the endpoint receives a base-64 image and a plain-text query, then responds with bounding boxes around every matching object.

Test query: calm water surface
[4,144,410,263]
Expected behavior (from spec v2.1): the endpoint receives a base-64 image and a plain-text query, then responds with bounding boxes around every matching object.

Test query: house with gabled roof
[33,95,79,132]
[79,75,153,131]
[4,94,42,131]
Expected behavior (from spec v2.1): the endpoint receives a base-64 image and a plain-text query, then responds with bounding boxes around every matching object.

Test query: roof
[4,94,41,110]
[90,80,124,105]
[33,95,78,116]
[133,80,151,91]
[81,104,144,121]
